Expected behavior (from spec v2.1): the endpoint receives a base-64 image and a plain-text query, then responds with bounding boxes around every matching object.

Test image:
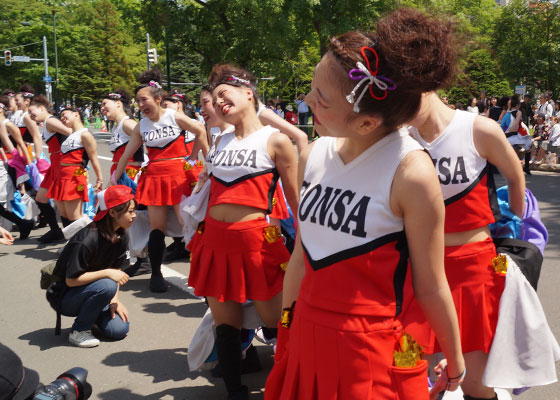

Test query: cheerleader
[100,89,144,179]
[14,85,43,161]
[187,64,298,399]
[265,9,464,400]
[401,64,525,400]
[1,89,18,121]
[27,95,72,243]
[47,108,103,223]
[0,98,34,239]
[112,70,207,293]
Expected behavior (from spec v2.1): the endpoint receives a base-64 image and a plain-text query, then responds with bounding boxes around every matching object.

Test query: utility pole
[146,33,151,70]
[52,10,59,112]
[42,36,52,104]
[165,28,171,91]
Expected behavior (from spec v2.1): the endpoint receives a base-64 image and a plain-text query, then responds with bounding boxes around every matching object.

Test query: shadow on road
[142,301,207,319]
[15,246,59,262]
[119,278,198,300]
[18,328,72,350]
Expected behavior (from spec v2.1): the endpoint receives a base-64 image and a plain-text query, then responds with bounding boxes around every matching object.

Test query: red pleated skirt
[110,162,141,180]
[187,216,289,303]
[135,159,190,206]
[399,237,505,354]
[265,299,429,400]
[46,165,88,202]
[184,162,204,196]
[40,153,61,190]
[269,184,290,220]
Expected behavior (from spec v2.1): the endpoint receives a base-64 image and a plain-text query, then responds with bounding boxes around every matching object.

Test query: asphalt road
[0,132,559,399]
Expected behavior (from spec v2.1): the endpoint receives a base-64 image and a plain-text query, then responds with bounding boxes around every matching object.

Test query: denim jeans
[60,278,130,339]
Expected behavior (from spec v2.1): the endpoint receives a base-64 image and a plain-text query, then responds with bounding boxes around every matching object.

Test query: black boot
[36,202,64,243]
[148,229,168,292]
[464,395,498,400]
[0,205,33,240]
[162,237,189,262]
[215,324,249,400]
[60,216,72,228]
[524,152,532,175]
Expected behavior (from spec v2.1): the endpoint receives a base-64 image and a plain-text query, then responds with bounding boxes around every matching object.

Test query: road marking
[161,264,200,297]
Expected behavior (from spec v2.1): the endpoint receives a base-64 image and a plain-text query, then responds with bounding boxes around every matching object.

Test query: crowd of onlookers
[442,91,560,167]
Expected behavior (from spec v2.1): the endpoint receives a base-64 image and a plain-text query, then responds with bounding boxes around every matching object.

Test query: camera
[33,367,92,400]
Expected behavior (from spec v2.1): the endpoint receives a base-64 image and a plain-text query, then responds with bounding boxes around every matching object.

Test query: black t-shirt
[55,226,129,280]
[488,106,502,121]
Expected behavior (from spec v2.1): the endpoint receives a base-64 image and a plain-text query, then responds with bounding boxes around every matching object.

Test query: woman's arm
[268,132,299,214]
[23,114,43,160]
[81,131,103,191]
[0,122,15,154]
[121,118,138,137]
[46,117,72,136]
[392,150,465,379]
[259,108,308,153]
[113,125,142,184]
[66,268,129,287]
[474,116,525,217]
[176,113,209,159]
[7,122,32,164]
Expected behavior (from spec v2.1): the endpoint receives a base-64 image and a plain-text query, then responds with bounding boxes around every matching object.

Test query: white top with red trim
[139,108,186,160]
[208,125,279,213]
[108,116,130,152]
[408,110,498,233]
[61,128,89,165]
[298,129,423,316]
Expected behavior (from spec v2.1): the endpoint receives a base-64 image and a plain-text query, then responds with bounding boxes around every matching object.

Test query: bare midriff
[444,225,491,247]
[209,203,267,223]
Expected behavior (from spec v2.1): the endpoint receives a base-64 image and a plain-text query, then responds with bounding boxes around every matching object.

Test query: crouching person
[55,185,136,347]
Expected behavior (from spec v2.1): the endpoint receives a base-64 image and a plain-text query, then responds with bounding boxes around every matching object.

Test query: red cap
[93,185,134,222]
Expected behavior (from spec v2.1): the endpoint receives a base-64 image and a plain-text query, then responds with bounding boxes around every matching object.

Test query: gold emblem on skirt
[125,167,137,178]
[272,197,278,208]
[492,254,508,275]
[197,221,205,235]
[263,225,281,243]
[73,167,87,176]
[77,184,85,192]
[280,262,288,272]
[184,162,193,171]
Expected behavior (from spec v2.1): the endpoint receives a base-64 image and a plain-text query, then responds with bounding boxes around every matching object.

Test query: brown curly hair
[328,8,457,132]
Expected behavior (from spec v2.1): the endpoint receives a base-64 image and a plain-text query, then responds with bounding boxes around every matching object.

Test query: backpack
[40,261,67,335]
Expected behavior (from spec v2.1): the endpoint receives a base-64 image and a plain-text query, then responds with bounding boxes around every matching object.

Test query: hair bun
[138,69,163,85]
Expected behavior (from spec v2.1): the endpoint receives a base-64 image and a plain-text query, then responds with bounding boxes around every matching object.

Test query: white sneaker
[69,330,100,348]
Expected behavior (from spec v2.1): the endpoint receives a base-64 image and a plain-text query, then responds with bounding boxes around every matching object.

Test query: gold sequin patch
[492,254,508,275]
[393,331,424,368]
[191,181,198,188]
[77,184,85,192]
[125,167,137,179]
[263,225,281,243]
[272,197,278,207]
[197,221,205,235]
[73,167,87,176]
[280,262,288,272]
[184,162,193,171]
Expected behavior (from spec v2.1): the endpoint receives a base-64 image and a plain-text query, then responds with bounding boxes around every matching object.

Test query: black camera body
[34,367,92,400]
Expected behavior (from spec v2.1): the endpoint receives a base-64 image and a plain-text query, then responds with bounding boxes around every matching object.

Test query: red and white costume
[188,125,290,303]
[109,116,144,178]
[47,128,90,202]
[135,108,192,205]
[40,115,66,190]
[266,130,429,400]
[400,110,504,354]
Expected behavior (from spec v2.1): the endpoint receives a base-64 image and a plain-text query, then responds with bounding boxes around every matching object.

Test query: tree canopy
[0,0,557,106]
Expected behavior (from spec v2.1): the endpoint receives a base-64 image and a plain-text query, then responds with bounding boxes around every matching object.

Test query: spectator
[467,97,478,113]
[537,92,554,122]
[496,95,510,124]
[275,103,284,119]
[532,114,549,164]
[284,104,298,125]
[54,186,136,347]
[455,102,463,111]
[520,94,533,127]
[266,100,275,111]
[554,100,560,118]
[488,95,502,121]
[479,90,489,109]
[441,95,449,106]
[295,93,309,129]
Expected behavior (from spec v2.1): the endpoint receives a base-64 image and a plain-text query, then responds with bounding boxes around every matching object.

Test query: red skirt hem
[46,165,88,202]
[135,159,191,206]
[398,237,504,354]
[187,216,289,303]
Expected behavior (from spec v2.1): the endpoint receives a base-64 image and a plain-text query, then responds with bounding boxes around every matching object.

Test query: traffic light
[4,50,11,66]
[148,48,158,64]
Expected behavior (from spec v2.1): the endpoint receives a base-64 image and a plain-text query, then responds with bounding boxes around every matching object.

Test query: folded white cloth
[482,254,560,389]
[179,178,210,244]
[507,133,532,149]
[62,215,93,239]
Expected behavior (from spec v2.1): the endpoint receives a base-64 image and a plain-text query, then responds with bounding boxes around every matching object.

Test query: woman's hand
[94,180,103,192]
[429,359,465,399]
[109,300,130,323]
[0,227,14,245]
[106,269,129,285]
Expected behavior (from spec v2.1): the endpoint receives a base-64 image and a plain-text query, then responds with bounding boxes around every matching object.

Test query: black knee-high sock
[215,324,245,396]
[148,229,165,276]
[464,395,498,400]
[173,236,182,244]
[60,216,72,228]
[0,204,24,225]
[524,151,531,170]
[37,202,60,231]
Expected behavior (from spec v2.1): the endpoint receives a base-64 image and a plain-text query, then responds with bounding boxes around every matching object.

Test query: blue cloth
[117,172,137,195]
[60,278,129,339]
[490,186,522,239]
[82,184,96,219]
[500,111,512,132]
[27,162,42,191]
[9,191,25,219]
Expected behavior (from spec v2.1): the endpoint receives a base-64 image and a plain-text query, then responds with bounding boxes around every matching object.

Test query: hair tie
[228,75,252,87]
[148,80,162,89]
[172,93,185,100]
[22,92,35,99]
[7,93,14,97]
[107,93,122,100]
[345,46,397,113]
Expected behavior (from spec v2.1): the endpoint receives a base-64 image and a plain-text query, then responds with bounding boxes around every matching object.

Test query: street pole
[52,10,59,112]
[42,36,52,104]
[165,29,171,91]
[146,33,151,70]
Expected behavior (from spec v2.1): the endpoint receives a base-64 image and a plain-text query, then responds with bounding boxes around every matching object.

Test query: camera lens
[33,367,92,400]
